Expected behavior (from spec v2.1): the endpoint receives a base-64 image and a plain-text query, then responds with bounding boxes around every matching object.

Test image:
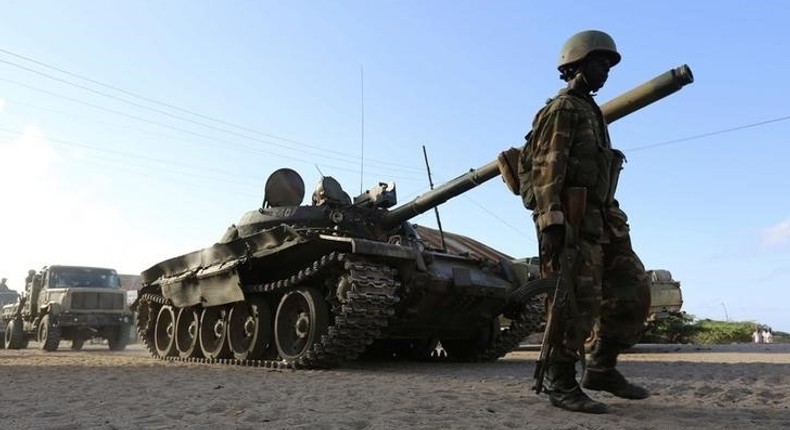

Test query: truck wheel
[4,318,26,349]
[38,315,61,352]
[71,337,85,351]
[107,325,129,351]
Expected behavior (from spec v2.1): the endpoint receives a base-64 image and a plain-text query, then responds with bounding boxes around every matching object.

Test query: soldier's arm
[532,107,577,231]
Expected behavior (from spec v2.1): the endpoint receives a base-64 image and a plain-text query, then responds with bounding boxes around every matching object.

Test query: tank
[134,65,694,369]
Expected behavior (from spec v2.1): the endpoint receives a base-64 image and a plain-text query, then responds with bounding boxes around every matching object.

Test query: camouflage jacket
[527,88,629,242]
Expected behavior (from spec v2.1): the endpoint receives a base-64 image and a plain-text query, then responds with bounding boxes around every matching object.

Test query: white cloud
[0,127,182,293]
[760,218,790,248]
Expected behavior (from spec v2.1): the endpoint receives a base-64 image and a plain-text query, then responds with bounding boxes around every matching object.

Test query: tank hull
[135,224,540,368]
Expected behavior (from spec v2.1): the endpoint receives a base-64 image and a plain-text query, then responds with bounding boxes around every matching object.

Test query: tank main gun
[380,64,694,231]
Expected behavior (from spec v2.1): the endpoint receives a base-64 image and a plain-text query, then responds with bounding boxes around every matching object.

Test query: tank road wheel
[38,314,61,352]
[199,305,231,360]
[228,298,273,361]
[4,318,26,350]
[274,287,329,362]
[154,305,177,357]
[175,307,202,358]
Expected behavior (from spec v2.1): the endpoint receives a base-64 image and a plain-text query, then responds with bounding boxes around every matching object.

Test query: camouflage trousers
[540,233,651,363]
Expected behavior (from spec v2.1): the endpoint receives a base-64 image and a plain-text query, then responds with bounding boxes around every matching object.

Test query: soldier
[0,277,8,291]
[24,269,36,292]
[519,30,651,413]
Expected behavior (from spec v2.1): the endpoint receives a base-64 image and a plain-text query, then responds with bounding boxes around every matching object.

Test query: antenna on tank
[359,65,365,194]
[314,164,325,178]
[422,144,446,252]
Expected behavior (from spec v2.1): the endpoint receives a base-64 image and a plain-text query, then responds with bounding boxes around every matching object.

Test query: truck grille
[71,292,125,310]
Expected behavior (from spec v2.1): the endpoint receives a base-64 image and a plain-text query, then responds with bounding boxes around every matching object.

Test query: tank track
[454,288,545,362]
[135,252,399,369]
[475,308,542,362]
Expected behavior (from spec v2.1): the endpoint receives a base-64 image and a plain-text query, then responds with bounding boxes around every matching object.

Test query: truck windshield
[50,268,121,289]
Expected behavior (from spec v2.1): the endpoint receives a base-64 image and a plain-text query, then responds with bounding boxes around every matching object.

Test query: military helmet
[557,30,621,70]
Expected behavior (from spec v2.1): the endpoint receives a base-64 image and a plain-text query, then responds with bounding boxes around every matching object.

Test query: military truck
[2,265,133,351]
[0,290,21,349]
[645,269,683,321]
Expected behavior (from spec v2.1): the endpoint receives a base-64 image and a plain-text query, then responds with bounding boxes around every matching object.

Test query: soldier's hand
[539,225,565,271]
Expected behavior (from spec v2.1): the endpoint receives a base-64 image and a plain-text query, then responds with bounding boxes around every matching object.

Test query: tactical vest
[519,90,627,239]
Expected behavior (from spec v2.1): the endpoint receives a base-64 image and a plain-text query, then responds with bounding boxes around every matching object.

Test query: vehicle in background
[2,265,133,351]
[0,290,21,349]
[645,269,683,322]
[513,257,685,346]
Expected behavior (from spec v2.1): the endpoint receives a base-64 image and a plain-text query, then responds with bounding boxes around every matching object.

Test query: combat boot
[582,340,650,400]
[546,362,608,414]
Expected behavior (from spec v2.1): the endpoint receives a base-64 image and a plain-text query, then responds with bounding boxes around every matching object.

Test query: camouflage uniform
[526,87,651,362]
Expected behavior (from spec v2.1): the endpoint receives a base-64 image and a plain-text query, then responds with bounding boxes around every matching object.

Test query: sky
[0,1,788,331]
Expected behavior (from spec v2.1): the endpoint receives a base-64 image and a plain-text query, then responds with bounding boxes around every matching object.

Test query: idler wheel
[274,287,328,362]
[154,305,177,357]
[175,307,202,358]
[228,298,273,361]
[199,305,231,359]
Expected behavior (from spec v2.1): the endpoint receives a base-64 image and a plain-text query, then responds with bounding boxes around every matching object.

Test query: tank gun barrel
[600,64,694,123]
[381,64,694,230]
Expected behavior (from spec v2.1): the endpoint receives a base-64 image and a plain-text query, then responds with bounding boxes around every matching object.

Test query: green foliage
[641,312,697,344]
[771,331,790,343]
[691,319,757,344]
[641,314,780,344]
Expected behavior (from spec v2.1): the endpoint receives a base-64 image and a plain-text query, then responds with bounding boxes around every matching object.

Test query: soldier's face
[582,54,612,92]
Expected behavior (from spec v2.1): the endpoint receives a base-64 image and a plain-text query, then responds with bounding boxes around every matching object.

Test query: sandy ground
[0,342,788,430]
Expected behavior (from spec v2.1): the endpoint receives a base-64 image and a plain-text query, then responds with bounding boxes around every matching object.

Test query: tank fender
[161,268,244,308]
[318,235,419,261]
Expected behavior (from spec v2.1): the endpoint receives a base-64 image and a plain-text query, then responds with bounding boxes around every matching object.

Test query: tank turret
[134,65,694,370]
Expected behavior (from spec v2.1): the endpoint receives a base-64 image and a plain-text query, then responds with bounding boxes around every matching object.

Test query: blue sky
[0,1,788,331]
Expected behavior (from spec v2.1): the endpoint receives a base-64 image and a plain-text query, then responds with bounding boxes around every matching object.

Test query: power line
[627,115,790,152]
[5,98,203,145]
[0,69,423,176]
[396,177,535,243]
[0,127,262,187]
[0,78,426,182]
[461,193,535,243]
[0,49,425,173]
